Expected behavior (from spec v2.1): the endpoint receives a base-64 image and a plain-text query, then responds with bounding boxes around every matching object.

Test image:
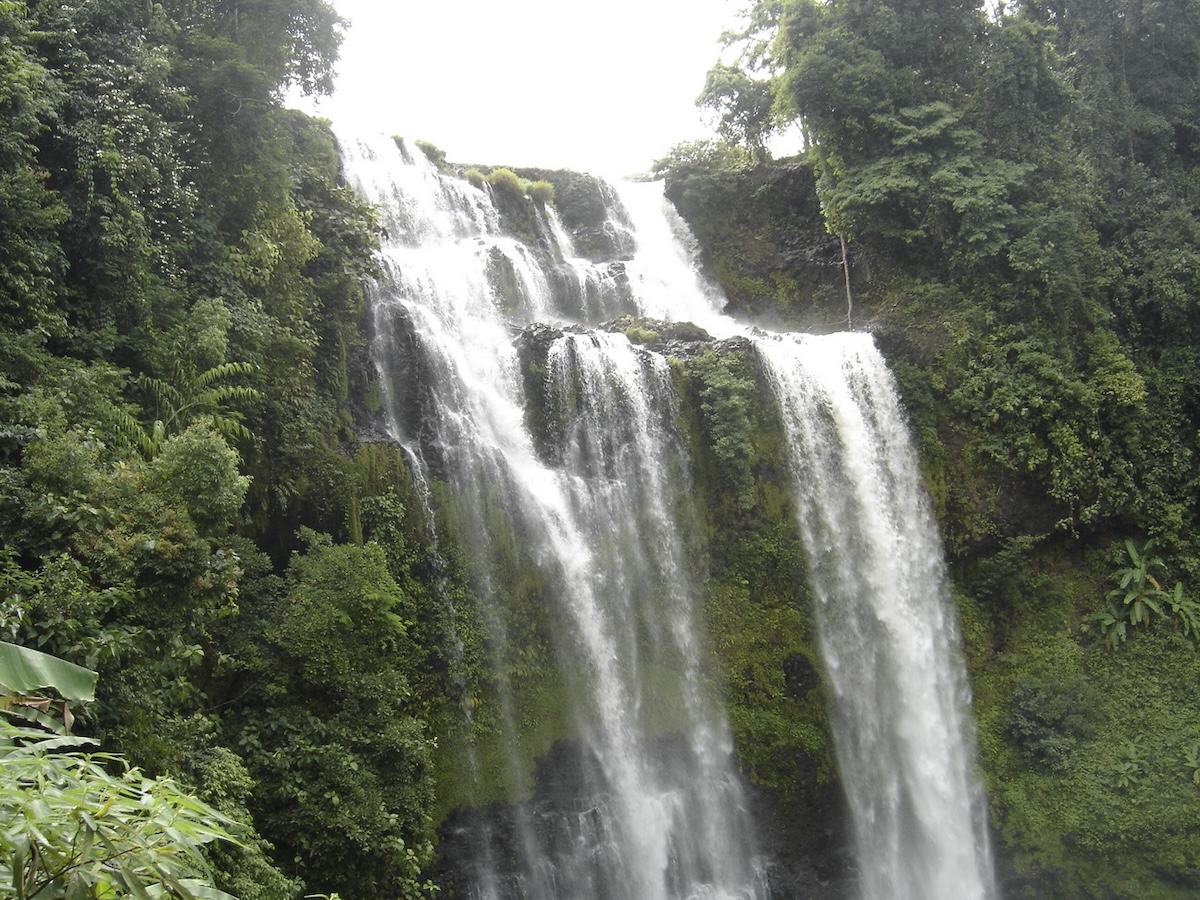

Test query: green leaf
[176,879,240,900]
[117,864,155,900]
[0,642,96,702]
[12,842,26,900]
[66,872,91,900]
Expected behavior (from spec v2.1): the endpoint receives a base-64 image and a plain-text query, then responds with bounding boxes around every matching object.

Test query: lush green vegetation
[657,0,1200,894]
[5,0,1199,895]
[0,1,444,896]
[462,166,556,205]
[0,643,242,900]
[674,346,835,792]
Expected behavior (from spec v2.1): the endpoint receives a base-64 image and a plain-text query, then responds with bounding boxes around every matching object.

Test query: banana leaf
[0,641,96,702]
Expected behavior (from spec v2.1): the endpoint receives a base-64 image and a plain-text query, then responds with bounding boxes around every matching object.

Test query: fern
[129,361,259,457]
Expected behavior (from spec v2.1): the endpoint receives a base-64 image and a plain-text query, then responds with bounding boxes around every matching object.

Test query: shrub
[486,167,526,198]
[414,140,446,169]
[1006,676,1098,771]
[0,722,242,900]
[623,325,660,345]
[526,180,556,204]
[464,167,486,188]
[149,423,250,536]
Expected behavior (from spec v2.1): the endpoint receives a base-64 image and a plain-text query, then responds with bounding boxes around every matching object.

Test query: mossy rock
[600,314,714,347]
[664,159,852,329]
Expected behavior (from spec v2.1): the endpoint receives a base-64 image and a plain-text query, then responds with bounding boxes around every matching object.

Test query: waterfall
[340,133,764,899]
[336,130,994,899]
[755,333,996,900]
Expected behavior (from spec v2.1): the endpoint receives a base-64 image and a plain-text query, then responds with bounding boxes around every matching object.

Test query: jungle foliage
[0,644,241,900]
[658,0,1200,895]
[0,1,440,896]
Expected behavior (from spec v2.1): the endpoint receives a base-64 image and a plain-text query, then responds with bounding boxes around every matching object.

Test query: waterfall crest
[337,130,995,899]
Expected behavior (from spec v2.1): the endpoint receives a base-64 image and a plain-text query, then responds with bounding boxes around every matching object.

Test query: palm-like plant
[1109,538,1166,628]
[0,640,96,733]
[1163,581,1200,638]
[121,361,259,458]
[1087,539,1199,647]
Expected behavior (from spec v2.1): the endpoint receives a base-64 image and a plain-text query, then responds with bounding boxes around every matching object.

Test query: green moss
[517,340,558,463]
[623,325,660,344]
[956,540,1200,897]
[686,348,758,512]
[417,474,584,821]
[479,168,541,246]
[429,660,576,822]
[668,345,837,793]
[706,575,834,789]
[362,376,385,416]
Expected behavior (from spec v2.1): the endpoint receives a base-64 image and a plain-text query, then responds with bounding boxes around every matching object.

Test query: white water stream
[755,333,996,900]
[337,131,995,900]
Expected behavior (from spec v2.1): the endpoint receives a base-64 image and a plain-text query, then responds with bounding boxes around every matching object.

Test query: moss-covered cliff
[664,161,847,330]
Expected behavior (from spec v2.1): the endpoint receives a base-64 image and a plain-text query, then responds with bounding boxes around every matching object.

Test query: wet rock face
[558,176,637,262]
[598,314,714,347]
[514,168,638,262]
[427,742,613,899]
[553,173,611,232]
[513,318,741,468]
[783,651,822,698]
[429,737,858,899]
[662,161,850,330]
[745,778,858,900]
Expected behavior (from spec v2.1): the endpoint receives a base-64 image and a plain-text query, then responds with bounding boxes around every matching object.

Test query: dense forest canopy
[683,0,1200,550]
[2,0,1200,896]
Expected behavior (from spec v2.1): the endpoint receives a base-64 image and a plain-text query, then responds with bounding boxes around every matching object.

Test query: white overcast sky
[294,0,746,176]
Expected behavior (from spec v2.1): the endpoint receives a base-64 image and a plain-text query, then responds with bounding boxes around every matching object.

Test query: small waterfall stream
[337,131,995,899]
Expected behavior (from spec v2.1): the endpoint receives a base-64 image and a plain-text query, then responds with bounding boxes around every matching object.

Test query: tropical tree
[0,3,68,336]
[0,643,241,900]
[698,62,778,162]
[130,362,260,459]
[232,533,435,898]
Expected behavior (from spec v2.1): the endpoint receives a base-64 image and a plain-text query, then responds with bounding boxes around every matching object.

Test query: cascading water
[339,132,764,899]
[755,333,995,900]
[336,129,994,899]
